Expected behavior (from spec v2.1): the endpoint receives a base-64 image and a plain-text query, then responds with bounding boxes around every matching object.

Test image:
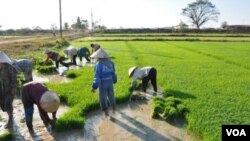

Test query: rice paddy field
[43,39,250,141]
[1,33,249,140]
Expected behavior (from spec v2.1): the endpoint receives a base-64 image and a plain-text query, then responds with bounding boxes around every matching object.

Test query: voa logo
[226,129,246,136]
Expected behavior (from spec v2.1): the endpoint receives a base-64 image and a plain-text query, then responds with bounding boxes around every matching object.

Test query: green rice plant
[152,96,188,121]
[46,41,133,132]
[132,40,250,141]
[176,104,189,115]
[0,131,13,141]
[151,98,165,118]
[36,65,57,74]
[163,106,178,120]
[44,40,250,141]
[34,59,53,66]
[55,105,85,131]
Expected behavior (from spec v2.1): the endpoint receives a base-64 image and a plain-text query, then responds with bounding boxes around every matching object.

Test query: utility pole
[59,0,63,38]
[91,8,94,32]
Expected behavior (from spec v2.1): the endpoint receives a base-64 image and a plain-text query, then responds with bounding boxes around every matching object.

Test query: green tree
[181,0,220,30]
[71,17,89,31]
[178,20,188,31]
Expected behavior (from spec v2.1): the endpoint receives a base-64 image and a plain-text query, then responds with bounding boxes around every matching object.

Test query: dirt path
[0,32,85,45]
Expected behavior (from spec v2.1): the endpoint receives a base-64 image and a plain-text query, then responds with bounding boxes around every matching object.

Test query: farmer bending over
[12,59,33,82]
[78,47,91,63]
[64,46,78,65]
[44,48,69,69]
[128,66,157,94]
[21,81,60,130]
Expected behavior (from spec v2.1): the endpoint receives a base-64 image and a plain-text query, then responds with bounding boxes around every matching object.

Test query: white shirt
[131,66,153,88]
[64,46,78,58]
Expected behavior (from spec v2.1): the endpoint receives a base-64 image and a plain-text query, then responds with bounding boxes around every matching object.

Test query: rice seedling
[43,40,250,141]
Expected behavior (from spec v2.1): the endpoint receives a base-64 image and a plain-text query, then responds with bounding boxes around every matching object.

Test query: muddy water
[0,100,70,141]
[32,58,92,83]
[83,100,200,141]
[0,60,200,141]
[0,99,199,141]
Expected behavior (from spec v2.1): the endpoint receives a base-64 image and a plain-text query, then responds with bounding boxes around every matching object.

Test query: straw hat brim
[90,48,110,59]
[40,91,60,113]
[128,66,137,77]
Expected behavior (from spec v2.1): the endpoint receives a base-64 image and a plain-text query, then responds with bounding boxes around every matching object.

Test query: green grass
[44,40,250,141]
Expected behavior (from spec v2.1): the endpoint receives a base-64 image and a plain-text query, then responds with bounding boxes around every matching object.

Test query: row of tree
[1,0,249,35]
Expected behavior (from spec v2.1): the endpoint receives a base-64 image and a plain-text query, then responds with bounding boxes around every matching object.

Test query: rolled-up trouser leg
[107,85,116,106]
[99,86,108,111]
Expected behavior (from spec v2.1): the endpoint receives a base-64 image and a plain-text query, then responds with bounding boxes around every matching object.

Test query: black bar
[222,125,250,141]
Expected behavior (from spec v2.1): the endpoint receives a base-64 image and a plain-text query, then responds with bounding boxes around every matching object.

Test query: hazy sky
[0,0,250,29]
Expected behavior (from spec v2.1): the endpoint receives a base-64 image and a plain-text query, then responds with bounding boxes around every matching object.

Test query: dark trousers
[56,58,69,68]
[79,55,90,62]
[72,55,77,65]
[142,68,157,92]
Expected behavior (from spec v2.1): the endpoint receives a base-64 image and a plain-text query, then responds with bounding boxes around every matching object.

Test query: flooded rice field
[0,99,199,141]
[0,61,199,141]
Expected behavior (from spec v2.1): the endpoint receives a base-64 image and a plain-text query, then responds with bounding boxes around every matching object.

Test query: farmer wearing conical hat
[12,59,33,82]
[44,48,69,69]
[21,81,60,130]
[128,66,157,94]
[0,51,18,128]
[90,48,117,117]
[64,45,78,65]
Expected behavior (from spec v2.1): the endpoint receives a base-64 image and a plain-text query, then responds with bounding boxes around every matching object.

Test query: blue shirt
[92,60,117,89]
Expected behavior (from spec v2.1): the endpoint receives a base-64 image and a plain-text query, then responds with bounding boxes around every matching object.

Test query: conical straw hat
[128,66,137,77]
[40,91,60,113]
[90,48,110,59]
[0,51,12,64]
